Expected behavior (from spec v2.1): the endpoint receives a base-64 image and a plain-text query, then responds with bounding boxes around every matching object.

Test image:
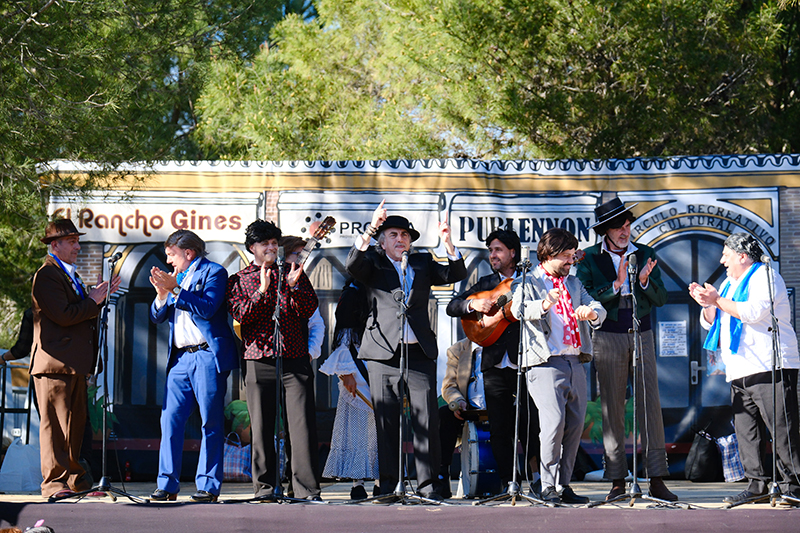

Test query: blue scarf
[703,262,762,354]
[176,257,200,286]
[50,253,86,299]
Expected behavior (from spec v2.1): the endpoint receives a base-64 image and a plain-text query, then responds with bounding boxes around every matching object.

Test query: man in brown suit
[31,218,120,499]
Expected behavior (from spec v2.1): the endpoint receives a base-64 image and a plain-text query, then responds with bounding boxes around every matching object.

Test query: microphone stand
[589,254,687,509]
[224,250,321,505]
[476,246,553,507]
[726,256,798,508]
[270,249,318,504]
[52,255,147,503]
[368,251,442,505]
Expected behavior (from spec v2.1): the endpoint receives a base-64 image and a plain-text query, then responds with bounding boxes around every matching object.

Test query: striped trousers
[592,329,669,480]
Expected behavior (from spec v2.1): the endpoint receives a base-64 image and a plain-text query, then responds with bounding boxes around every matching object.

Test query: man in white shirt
[149,229,238,503]
[690,232,800,505]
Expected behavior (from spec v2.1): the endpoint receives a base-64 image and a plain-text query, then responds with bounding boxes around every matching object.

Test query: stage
[1,480,798,532]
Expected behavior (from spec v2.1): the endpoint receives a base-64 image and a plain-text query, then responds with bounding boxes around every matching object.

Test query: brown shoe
[606,479,626,501]
[648,477,678,502]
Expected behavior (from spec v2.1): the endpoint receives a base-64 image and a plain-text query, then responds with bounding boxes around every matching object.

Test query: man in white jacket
[511,228,605,505]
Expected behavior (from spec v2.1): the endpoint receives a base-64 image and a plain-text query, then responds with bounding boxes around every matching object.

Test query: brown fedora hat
[41,218,85,244]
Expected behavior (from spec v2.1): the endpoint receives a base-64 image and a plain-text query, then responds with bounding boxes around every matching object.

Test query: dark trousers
[438,405,466,471]
[244,357,320,499]
[483,366,540,485]
[368,344,440,495]
[731,369,800,494]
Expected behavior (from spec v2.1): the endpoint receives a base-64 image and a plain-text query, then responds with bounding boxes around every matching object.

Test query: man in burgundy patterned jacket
[226,219,321,501]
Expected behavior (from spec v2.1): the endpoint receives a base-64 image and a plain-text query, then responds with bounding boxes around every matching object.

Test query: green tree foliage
[0,0,302,327]
[195,1,449,160]
[196,0,799,160]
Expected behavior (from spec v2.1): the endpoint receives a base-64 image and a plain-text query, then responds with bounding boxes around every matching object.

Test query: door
[651,235,734,459]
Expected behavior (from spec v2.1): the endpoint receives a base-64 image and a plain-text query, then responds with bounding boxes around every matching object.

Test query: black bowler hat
[41,218,85,244]
[590,197,639,235]
[377,215,420,242]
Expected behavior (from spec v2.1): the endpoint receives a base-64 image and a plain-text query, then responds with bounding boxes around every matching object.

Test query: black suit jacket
[346,247,467,360]
[446,272,521,371]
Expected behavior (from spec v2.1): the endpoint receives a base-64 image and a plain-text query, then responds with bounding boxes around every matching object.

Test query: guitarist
[445,229,541,494]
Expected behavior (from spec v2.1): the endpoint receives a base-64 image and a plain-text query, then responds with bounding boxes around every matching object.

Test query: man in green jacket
[576,197,678,502]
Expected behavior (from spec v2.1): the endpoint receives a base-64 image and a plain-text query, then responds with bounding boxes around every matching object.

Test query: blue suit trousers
[157,347,229,495]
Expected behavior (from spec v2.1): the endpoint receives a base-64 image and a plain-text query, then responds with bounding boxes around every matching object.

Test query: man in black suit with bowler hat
[346,200,467,501]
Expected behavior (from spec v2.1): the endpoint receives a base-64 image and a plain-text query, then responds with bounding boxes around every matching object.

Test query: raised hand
[574,305,598,321]
[439,211,455,255]
[543,287,561,311]
[615,257,628,291]
[371,199,388,229]
[287,261,303,288]
[639,257,657,285]
[259,262,270,294]
[149,266,176,300]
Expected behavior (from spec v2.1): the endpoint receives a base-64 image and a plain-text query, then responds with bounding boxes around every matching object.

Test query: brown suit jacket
[440,338,474,406]
[31,255,101,376]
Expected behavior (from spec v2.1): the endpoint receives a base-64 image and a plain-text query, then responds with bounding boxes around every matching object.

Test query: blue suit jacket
[150,257,238,374]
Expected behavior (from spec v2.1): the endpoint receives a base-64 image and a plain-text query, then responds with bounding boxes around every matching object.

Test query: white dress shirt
[700,266,800,381]
[155,259,206,348]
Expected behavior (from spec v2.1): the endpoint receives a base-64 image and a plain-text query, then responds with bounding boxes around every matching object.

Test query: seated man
[438,337,486,498]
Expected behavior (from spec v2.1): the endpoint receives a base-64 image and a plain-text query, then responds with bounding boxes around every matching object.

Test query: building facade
[42,155,800,479]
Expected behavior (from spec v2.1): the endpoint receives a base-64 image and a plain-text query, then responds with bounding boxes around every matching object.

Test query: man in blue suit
[148,229,237,503]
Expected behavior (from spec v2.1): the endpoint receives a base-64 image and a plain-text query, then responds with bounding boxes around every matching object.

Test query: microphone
[277,246,285,266]
[108,251,123,264]
[400,250,409,274]
[517,245,531,271]
[761,254,771,264]
[627,253,637,275]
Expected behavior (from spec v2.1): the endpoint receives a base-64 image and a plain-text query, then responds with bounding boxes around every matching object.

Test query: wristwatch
[171,286,181,297]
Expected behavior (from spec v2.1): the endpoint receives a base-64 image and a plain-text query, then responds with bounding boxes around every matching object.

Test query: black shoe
[529,479,542,498]
[438,480,452,499]
[303,494,323,502]
[559,486,589,504]
[418,490,444,502]
[723,489,767,505]
[372,484,381,497]
[648,477,678,502]
[190,490,218,503]
[606,484,627,501]
[150,488,177,501]
[540,486,560,503]
[350,485,368,500]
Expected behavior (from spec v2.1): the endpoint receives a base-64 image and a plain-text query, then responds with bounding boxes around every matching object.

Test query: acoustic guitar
[295,216,336,267]
[461,277,518,347]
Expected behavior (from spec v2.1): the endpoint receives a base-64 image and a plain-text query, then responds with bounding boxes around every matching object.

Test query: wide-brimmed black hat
[590,197,639,235]
[41,218,85,244]
[377,215,420,242]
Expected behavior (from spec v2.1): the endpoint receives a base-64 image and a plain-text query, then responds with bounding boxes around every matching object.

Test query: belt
[181,342,209,353]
